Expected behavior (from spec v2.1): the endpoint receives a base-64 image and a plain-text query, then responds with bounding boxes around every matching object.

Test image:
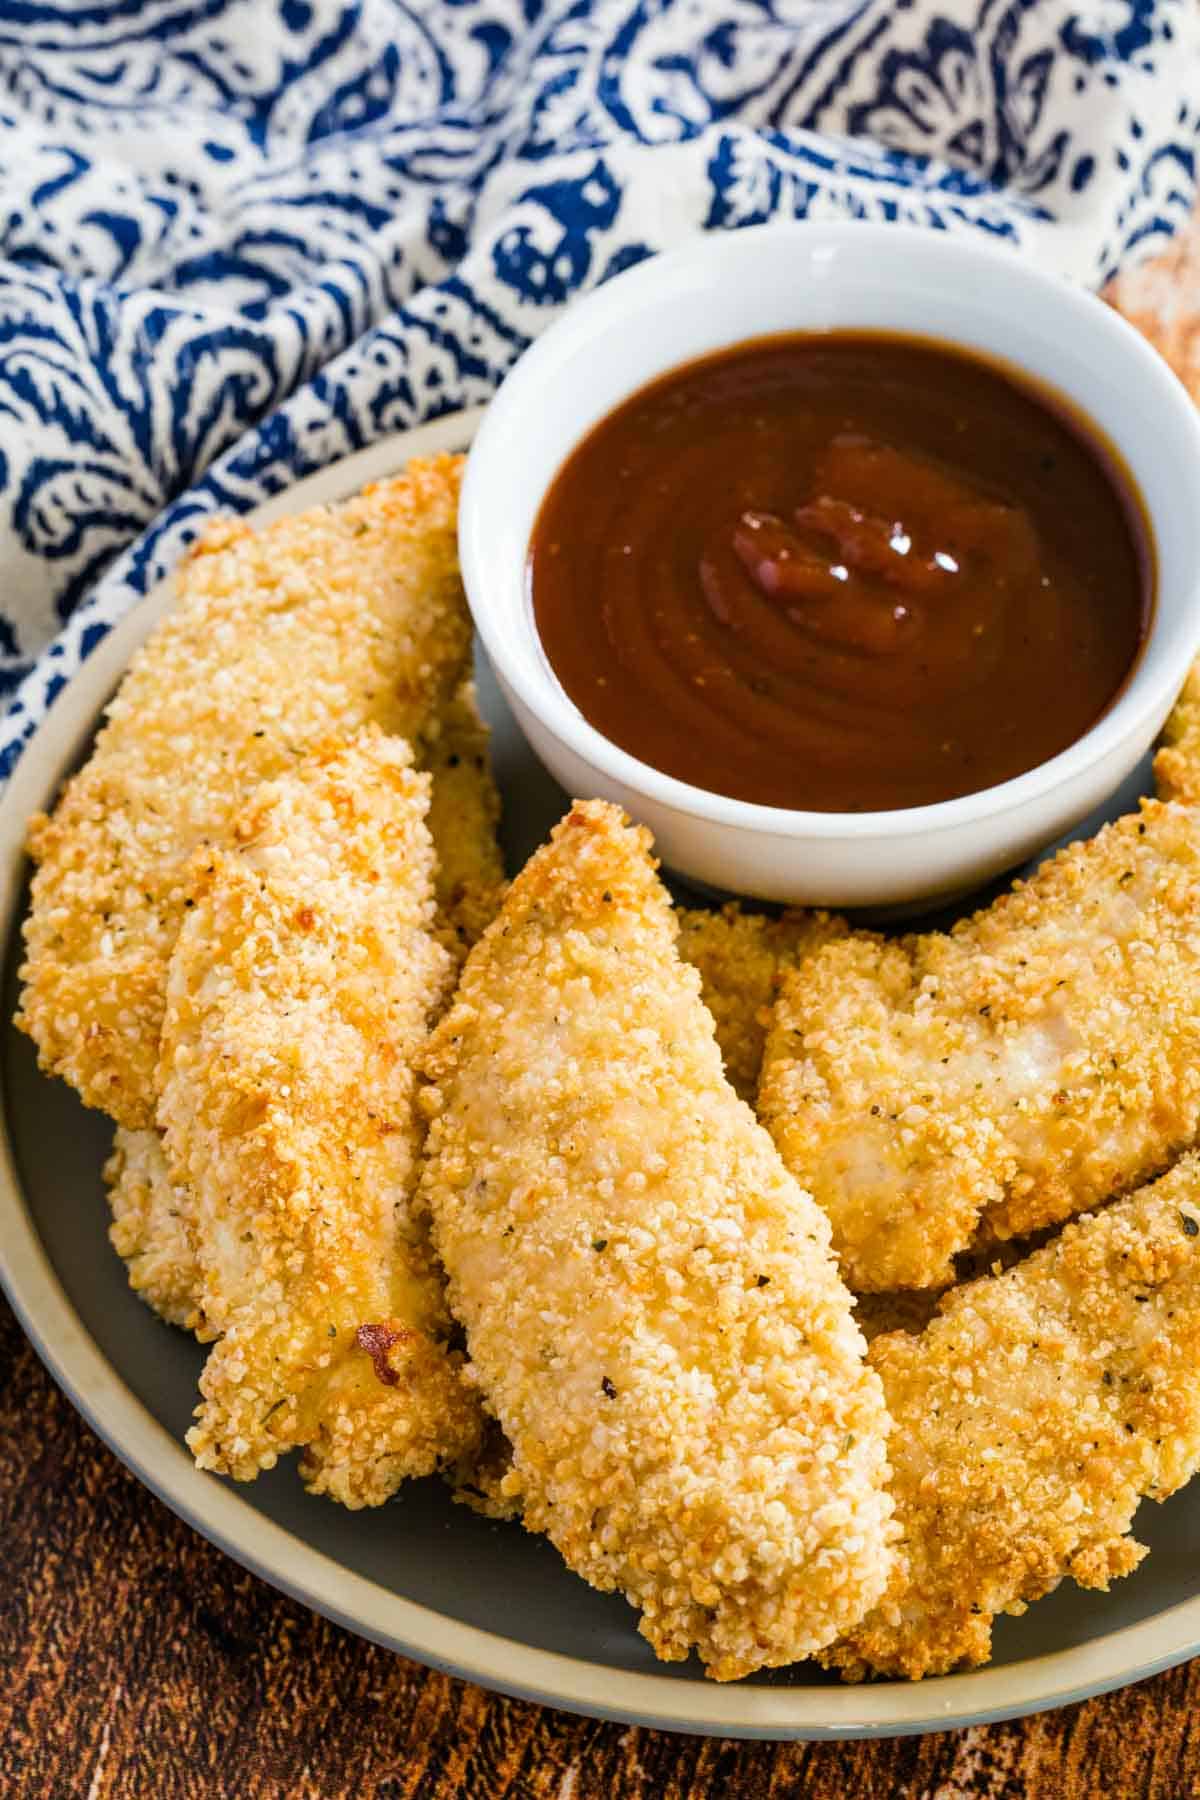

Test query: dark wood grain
[5,217,1200,1800]
[4,1291,1200,1799]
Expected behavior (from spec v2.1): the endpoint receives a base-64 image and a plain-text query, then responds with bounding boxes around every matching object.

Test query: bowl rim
[3,415,1200,1740]
[460,220,1200,842]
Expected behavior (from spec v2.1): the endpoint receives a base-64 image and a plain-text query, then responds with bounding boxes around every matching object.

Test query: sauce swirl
[528,333,1152,814]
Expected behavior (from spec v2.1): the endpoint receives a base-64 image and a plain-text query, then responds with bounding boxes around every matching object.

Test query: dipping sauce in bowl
[529,333,1153,814]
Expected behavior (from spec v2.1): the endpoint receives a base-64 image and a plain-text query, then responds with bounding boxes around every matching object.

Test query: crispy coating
[851,1240,1041,1343]
[760,798,1200,1290]
[99,677,500,1341]
[675,904,846,1104]
[105,1127,213,1340]
[1154,662,1200,802]
[827,1157,1200,1680]
[443,896,843,1518]
[440,896,852,1504]
[157,729,480,1506]
[18,456,469,1129]
[419,677,506,956]
[102,673,502,1346]
[853,1236,1056,1354]
[446,886,855,1513]
[418,799,894,1681]
[441,886,846,1508]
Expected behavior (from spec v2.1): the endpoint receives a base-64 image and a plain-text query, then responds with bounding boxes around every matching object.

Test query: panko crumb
[853,1235,1052,1343]
[419,677,506,957]
[853,1232,1052,1342]
[676,903,846,1104]
[18,455,469,1129]
[761,795,1200,1290]
[105,1127,213,1340]
[826,1155,1200,1679]
[157,728,480,1506]
[1154,661,1200,802]
[418,799,895,1680]
[104,675,505,1344]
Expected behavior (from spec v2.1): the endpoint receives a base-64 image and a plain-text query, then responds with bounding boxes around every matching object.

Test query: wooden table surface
[5,214,1200,1800]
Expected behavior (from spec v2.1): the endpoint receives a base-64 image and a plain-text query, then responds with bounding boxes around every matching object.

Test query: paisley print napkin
[0,0,1195,773]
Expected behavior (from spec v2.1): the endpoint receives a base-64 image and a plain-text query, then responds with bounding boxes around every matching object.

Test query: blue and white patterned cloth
[0,0,1196,775]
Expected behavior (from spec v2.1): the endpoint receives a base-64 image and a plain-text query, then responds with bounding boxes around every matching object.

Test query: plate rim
[2,410,1198,1740]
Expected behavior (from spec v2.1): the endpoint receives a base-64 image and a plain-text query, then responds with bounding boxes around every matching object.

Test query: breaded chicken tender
[103,702,503,1348]
[418,800,894,1681]
[418,677,506,955]
[443,891,851,1507]
[851,1239,1042,1342]
[19,456,469,1129]
[157,729,480,1507]
[760,796,1200,1290]
[104,679,503,1343]
[105,1127,212,1340]
[675,903,846,1104]
[103,681,503,1345]
[827,1157,1200,1680]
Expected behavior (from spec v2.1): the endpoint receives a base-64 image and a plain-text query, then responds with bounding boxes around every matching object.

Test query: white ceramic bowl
[460,222,1200,907]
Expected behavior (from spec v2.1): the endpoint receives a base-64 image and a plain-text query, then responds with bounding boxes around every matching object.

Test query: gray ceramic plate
[2,412,1199,1741]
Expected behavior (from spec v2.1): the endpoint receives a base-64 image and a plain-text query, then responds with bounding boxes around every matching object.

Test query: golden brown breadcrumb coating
[18,455,469,1129]
[850,1239,1041,1342]
[105,1127,213,1340]
[826,1157,1200,1680]
[448,894,856,1515]
[675,903,846,1104]
[100,686,502,1347]
[418,799,895,1681]
[157,729,480,1506]
[446,894,842,1522]
[760,797,1200,1290]
[102,671,503,1345]
[1154,661,1200,802]
[99,679,501,1341]
[419,677,506,956]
